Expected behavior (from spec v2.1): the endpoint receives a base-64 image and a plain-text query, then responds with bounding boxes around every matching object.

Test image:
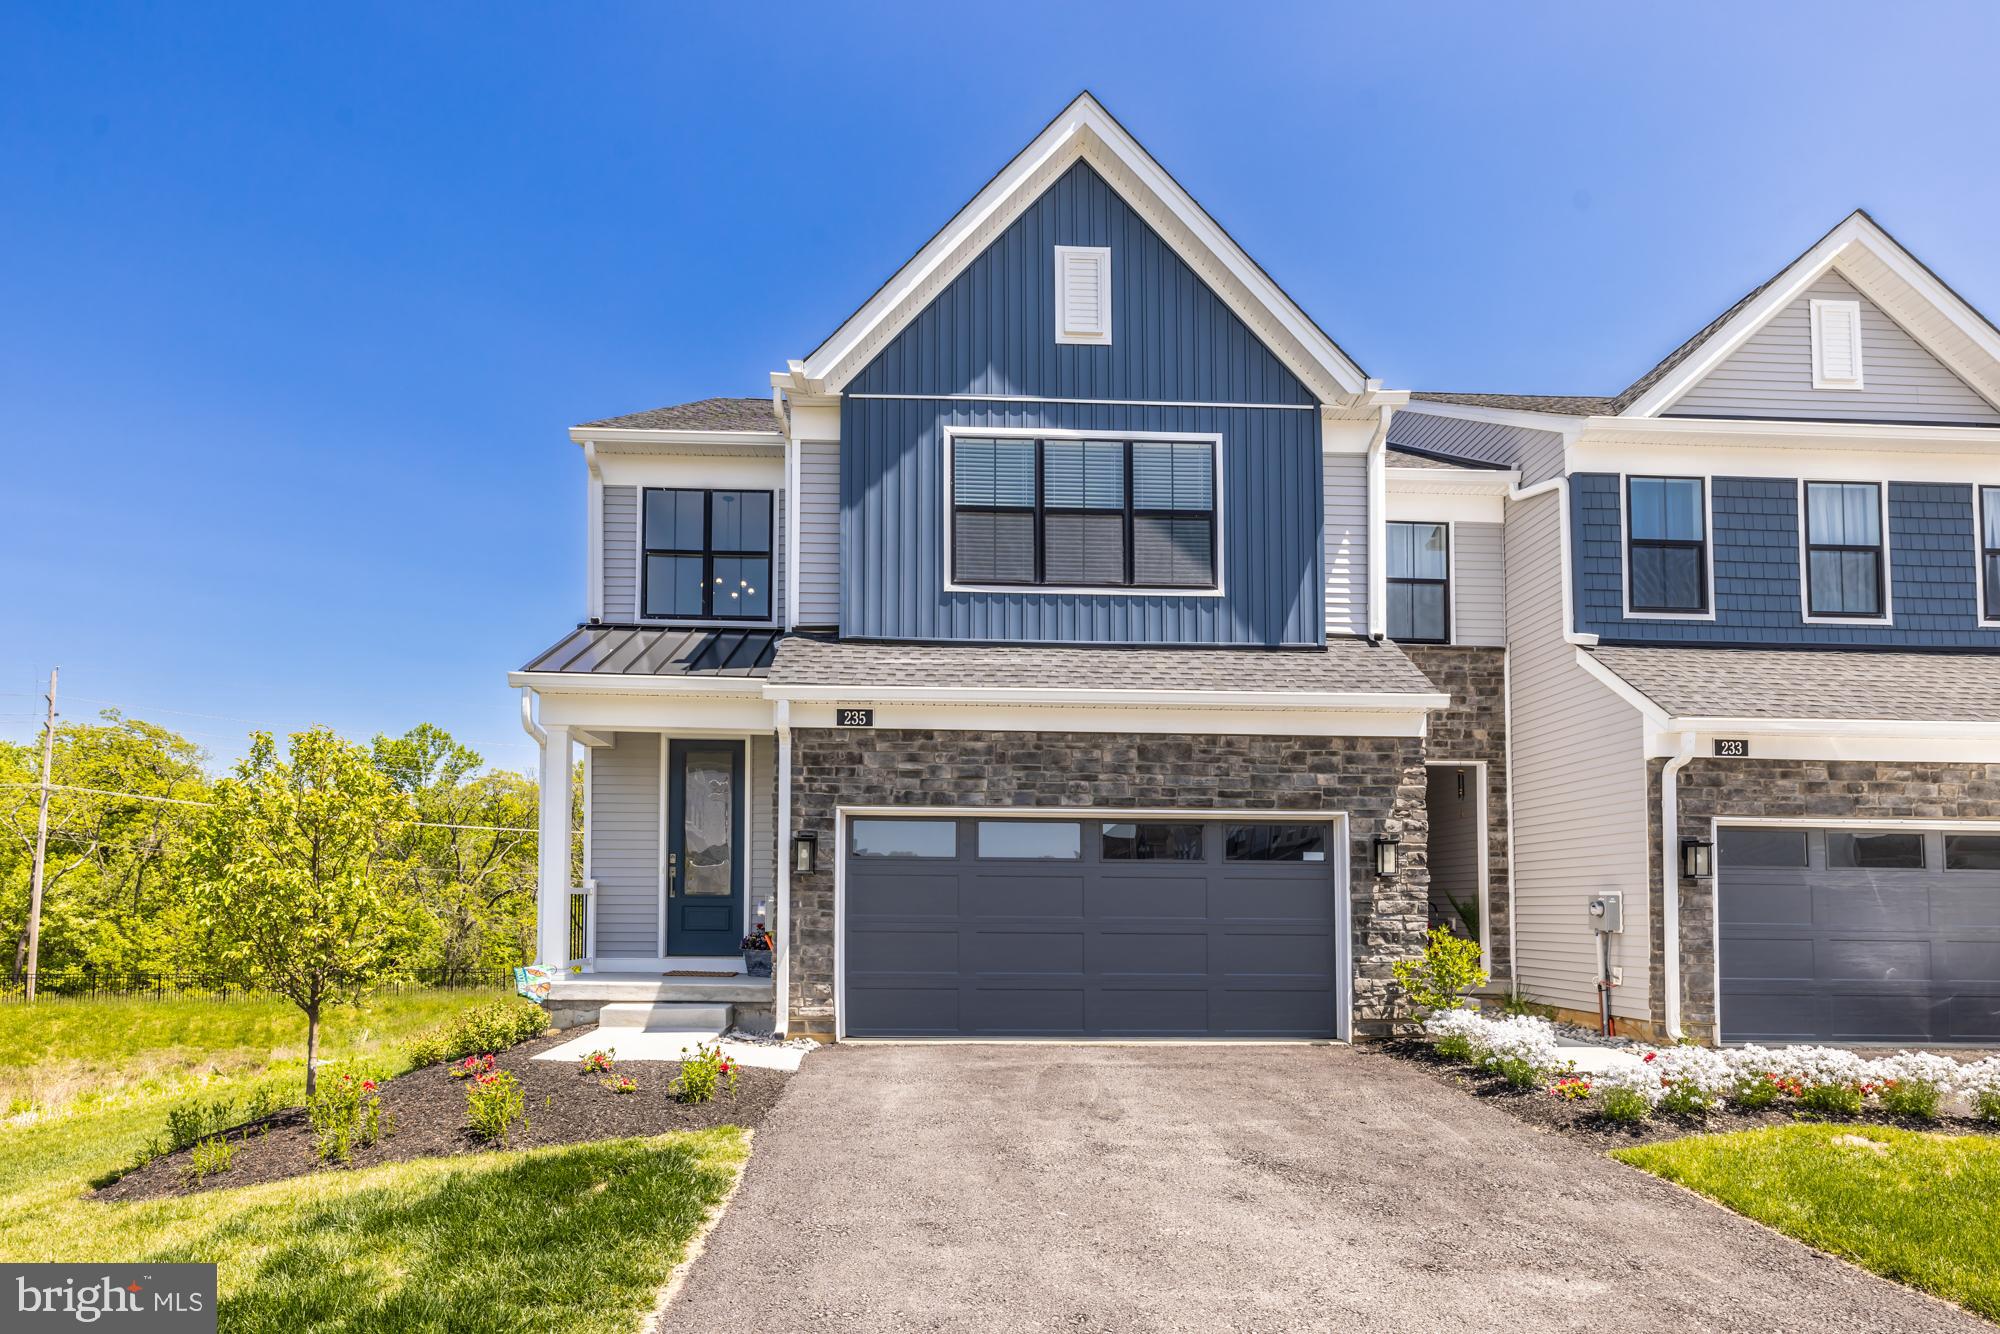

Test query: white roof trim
[790,92,1368,404]
[568,427,785,447]
[764,684,1451,711]
[1625,211,2000,418]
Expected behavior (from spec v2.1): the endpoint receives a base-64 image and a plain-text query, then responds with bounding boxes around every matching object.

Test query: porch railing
[568,879,596,969]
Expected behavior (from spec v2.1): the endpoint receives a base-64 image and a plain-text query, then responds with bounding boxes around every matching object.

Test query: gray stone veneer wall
[1648,757,2000,1041]
[1401,646,1510,979]
[785,728,1431,1039]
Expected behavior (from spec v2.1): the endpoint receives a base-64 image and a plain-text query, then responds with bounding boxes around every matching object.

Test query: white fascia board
[763,683,1452,712]
[1386,467,1520,495]
[1402,399,1589,435]
[1570,427,2000,485]
[796,92,1367,402]
[790,701,1432,738]
[1663,715,2000,741]
[1624,212,2000,419]
[1385,486,1506,525]
[571,427,786,449]
[1579,416,2000,452]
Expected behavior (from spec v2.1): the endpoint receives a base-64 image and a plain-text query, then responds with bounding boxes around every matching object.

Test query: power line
[0,782,537,834]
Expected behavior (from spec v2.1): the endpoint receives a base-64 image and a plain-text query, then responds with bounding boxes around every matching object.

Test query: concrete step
[597,1001,728,1034]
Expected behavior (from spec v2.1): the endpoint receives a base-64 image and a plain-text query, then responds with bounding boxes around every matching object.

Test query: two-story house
[510,93,2000,1049]
[1400,209,2000,1047]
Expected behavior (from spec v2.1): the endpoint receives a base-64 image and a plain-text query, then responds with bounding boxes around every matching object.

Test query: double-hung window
[1803,481,1885,619]
[642,488,773,620]
[1385,521,1449,642]
[1626,476,1708,614]
[1982,486,2000,621]
[951,436,1216,589]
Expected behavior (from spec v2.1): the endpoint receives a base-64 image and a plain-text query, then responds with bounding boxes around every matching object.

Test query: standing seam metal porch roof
[523,626,781,677]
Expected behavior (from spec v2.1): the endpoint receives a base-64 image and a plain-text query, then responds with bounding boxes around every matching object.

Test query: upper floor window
[1385,521,1449,643]
[1626,476,1708,614]
[642,488,773,621]
[1802,481,1885,620]
[950,436,1216,590]
[1982,487,2000,621]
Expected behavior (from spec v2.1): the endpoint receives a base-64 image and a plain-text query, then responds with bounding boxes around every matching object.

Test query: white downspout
[1660,732,1697,1041]
[1365,404,1394,641]
[519,687,547,746]
[583,442,604,622]
[774,698,793,1036]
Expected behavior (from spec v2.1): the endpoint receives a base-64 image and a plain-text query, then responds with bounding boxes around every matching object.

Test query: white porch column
[536,723,574,970]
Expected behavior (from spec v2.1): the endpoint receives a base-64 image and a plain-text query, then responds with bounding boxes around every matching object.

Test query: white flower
[1593,1062,1665,1108]
[1869,1050,1961,1095]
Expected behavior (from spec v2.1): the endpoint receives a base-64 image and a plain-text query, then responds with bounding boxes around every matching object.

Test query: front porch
[538,971,779,1033]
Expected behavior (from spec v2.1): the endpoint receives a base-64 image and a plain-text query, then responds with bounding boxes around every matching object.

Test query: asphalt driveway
[667,1043,1989,1332]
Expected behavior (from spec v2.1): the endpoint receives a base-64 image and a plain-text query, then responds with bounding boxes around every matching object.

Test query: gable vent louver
[1810,297,1864,389]
[1054,245,1112,344]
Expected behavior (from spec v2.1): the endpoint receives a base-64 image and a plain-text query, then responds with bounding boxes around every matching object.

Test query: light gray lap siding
[603,486,638,619]
[588,732,660,959]
[1667,271,2000,423]
[797,441,841,627]
[1452,521,1505,647]
[1323,453,1367,637]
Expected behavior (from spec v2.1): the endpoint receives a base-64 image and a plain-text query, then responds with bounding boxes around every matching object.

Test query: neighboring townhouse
[509,92,2000,1049]
[1401,210,2000,1046]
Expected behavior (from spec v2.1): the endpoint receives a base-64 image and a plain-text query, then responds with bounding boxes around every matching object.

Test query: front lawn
[1616,1124,2000,1322]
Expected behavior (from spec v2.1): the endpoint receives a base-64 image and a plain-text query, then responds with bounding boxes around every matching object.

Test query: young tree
[188,727,418,1093]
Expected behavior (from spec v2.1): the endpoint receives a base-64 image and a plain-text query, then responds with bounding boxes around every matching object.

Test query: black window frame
[1625,475,1710,615]
[1802,480,1887,620]
[949,436,1218,591]
[1384,520,1451,644]
[640,487,775,622]
[1981,485,2000,621]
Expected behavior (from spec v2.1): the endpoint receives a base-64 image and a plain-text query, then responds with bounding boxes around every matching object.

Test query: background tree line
[0,714,573,989]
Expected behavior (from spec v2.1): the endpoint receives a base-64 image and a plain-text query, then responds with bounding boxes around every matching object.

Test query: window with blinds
[950,436,1216,590]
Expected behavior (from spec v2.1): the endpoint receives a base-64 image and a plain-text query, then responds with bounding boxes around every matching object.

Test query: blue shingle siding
[1573,473,2000,647]
[839,159,1325,646]
[841,397,1323,645]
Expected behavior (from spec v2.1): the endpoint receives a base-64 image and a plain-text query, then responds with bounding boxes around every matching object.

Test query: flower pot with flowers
[740,924,775,977]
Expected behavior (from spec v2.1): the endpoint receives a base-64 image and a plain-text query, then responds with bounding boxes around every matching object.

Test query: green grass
[0,990,751,1331]
[0,990,488,1122]
[1616,1124,2000,1321]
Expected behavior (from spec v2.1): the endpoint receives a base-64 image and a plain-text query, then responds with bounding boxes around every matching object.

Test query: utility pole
[25,668,57,1002]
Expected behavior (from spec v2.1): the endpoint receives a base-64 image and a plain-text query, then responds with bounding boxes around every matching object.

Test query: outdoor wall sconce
[1681,836,1714,880]
[1372,833,1401,878]
[792,831,819,876]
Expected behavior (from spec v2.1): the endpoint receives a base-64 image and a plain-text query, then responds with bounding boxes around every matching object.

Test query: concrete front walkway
[668,1044,1988,1332]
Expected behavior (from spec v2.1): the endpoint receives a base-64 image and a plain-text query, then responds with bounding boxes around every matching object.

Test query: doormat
[661,970,740,977]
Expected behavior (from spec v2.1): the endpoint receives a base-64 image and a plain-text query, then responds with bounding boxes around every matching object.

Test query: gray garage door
[843,816,1341,1038]
[1718,826,2000,1045]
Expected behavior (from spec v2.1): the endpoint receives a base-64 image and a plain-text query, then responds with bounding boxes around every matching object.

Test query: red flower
[1643,1051,1656,1063]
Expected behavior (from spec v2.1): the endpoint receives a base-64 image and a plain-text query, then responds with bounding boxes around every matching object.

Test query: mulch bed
[96,1027,789,1202]
[1381,1037,2000,1147]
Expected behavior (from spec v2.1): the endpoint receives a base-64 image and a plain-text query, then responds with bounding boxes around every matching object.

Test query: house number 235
[837,708,875,728]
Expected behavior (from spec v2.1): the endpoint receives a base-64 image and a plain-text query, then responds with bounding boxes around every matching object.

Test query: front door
[666,740,744,956]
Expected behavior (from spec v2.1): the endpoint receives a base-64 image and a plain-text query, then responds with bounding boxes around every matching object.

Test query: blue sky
[4,1,1997,772]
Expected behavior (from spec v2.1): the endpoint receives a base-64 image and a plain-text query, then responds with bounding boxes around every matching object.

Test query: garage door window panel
[1225,824,1327,862]
[1827,830,1926,870]
[1720,827,1808,868]
[1102,822,1204,861]
[1946,834,2000,871]
[851,819,957,859]
[976,821,1081,860]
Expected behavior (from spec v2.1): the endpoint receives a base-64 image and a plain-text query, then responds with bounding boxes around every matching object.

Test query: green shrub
[1658,1086,1716,1117]
[165,1095,238,1152]
[670,1043,737,1105]
[1434,1033,1474,1062]
[1732,1077,1780,1110]
[1878,1079,1943,1121]
[1392,926,1489,1018]
[308,1072,387,1164]
[407,1000,549,1068]
[1600,1088,1651,1124]
[466,1070,526,1144]
[244,1086,281,1123]
[184,1135,236,1184]
[1798,1083,1864,1118]
[1977,1090,2000,1124]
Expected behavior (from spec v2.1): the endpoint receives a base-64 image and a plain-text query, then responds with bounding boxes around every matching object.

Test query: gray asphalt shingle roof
[767,636,1442,696]
[1587,645,2000,722]
[523,625,781,677]
[577,397,781,433]
[1408,392,1617,417]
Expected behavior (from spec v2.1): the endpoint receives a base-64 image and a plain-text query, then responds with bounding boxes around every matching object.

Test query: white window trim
[635,485,782,628]
[1053,244,1113,345]
[1618,474,1719,622]
[1809,297,1865,391]
[832,805,1353,1043]
[1797,478,1894,625]
[1384,518,1456,645]
[1976,484,2000,630]
[940,425,1227,597]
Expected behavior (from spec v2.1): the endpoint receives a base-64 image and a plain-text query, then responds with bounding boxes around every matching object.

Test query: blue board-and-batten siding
[847,161,1315,406]
[842,398,1323,645]
[840,158,1325,646]
[1572,472,2000,647]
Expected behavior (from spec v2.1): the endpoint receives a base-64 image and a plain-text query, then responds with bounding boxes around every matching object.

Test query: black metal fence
[0,970,516,1004]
